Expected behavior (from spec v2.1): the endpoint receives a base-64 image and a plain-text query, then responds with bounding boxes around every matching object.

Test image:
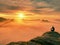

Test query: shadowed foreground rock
[7,27,60,45]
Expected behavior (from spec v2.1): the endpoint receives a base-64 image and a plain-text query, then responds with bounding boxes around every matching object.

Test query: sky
[0,0,60,45]
[0,0,60,14]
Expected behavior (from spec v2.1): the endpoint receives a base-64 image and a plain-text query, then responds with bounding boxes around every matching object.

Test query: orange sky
[0,12,60,44]
[0,0,60,44]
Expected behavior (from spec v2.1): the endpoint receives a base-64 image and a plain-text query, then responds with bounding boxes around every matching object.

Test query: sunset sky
[0,0,60,44]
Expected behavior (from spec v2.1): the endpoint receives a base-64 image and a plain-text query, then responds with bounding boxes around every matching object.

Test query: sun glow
[18,13,25,19]
[14,12,26,24]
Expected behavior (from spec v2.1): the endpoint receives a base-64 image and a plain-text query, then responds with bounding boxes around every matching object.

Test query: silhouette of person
[51,26,55,32]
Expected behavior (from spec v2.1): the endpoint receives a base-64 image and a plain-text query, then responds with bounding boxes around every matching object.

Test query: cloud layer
[0,0,60,14]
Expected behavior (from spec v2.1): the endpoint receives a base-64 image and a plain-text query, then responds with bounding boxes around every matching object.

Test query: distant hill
[0,17,7,22]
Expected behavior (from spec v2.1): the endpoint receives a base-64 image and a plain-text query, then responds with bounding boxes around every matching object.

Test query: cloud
[41,19,50,22]
[0,0,60,14]
[55,19,60,22]
[25,1,54,14]
[43,0,60,11]
[0,4,20,13]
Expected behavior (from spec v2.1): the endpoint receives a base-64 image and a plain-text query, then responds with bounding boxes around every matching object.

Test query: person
[51,26,55,32]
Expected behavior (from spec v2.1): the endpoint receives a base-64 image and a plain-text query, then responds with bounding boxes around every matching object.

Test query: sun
[14,12,26,23]
[18,13,25,19]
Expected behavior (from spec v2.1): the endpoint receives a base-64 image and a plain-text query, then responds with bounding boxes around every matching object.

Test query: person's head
[51,26,55,32]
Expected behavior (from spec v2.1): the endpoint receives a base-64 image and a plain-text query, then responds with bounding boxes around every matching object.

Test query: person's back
[51,26,55,32]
